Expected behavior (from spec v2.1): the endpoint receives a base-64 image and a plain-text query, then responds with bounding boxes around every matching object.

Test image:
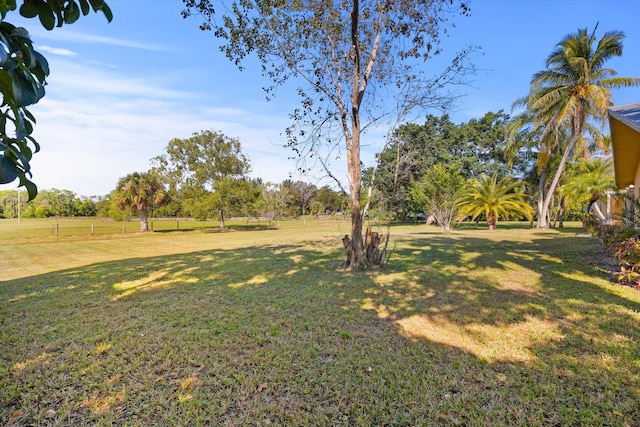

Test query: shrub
[586,216,640,289]
[613,237,640,288]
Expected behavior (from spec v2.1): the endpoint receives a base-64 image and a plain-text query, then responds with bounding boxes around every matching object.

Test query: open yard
[1,220,640,426]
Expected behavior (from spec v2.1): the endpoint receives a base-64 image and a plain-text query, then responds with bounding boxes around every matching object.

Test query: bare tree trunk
[344,0,367,271]
[348,205,365,270]
[346,130,365,270]
[219,208,226,230]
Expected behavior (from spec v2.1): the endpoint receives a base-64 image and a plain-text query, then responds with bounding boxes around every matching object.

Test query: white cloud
[0,19,360,196]
[30,28,171,52]
[11,55,304,196]
[38,45,78,57]
[44,58,198,101]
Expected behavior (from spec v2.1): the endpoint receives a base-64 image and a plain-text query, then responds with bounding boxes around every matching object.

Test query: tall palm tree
[457,174,533,230]
[521,25,639,228]
[562,157,615,221]
[505,109,561,226]
[114,171,167,232]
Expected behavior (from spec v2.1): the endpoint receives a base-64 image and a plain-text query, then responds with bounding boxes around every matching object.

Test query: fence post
[177,220,180,230]
[55,223,59,237]
[91,224,94,235]
[122,221,125,234]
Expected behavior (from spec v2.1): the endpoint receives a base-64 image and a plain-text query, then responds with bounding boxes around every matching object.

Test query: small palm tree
[457,174,533,230]
[562,157,615,221]
[114,171,167,232]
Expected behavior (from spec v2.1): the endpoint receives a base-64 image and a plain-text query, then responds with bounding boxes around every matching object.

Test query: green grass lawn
[2,220,640,426]
[0,217,290,240]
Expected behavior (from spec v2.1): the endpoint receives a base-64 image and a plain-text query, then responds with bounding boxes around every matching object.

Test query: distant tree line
[0,179,348,224]
[2,106,613,230]
[0,188,99,219]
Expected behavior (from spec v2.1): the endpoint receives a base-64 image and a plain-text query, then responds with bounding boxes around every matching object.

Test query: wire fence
[0,216,353,240]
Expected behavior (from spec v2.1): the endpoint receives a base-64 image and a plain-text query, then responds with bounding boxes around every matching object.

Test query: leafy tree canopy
[152,130,252,228]
[372,111,511,218]
[0,0,112,199]
[409,164,465,233]
[182,0,474,270]
[562,157,615,221]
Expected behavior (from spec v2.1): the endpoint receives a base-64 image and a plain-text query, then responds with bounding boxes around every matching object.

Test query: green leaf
[19,0,38,19]
[23,117,33,135]
[100,2,112,22]
[11,71,39,107]
[38,2,55,30]
[88,0,104,11]
[78,0,89,15]
[22,44,37,68]
[27,135,40,153]
[64,2,80,24]
[3,57,18,71]
[23,108,36,123]
[0,153,19,184]
[34,49,49,72]
[18,170,37,200]
[7,144,31,174]
[33,50,50,80]
[14,137,33,160]
[0,70,17,105]
[0,0,10,19]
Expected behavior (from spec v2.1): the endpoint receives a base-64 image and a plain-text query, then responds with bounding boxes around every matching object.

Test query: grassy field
[1,219,640,426]
[0,217,292,240]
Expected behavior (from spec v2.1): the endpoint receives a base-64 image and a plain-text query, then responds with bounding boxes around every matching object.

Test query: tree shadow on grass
[2,229,640,425]
[358,229,640,423]
[153,224,277,234]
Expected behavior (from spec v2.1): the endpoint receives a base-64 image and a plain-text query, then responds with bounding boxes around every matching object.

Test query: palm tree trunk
[487,213,497,230]
[539,134,578,229]
[551,196,565,228]
[139,207,149,232]
[590,199,606,221]
[558,196,565,227]
[537,170,546,227]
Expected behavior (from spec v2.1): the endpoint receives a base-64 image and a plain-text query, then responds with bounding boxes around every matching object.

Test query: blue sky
[2,0,640,197]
